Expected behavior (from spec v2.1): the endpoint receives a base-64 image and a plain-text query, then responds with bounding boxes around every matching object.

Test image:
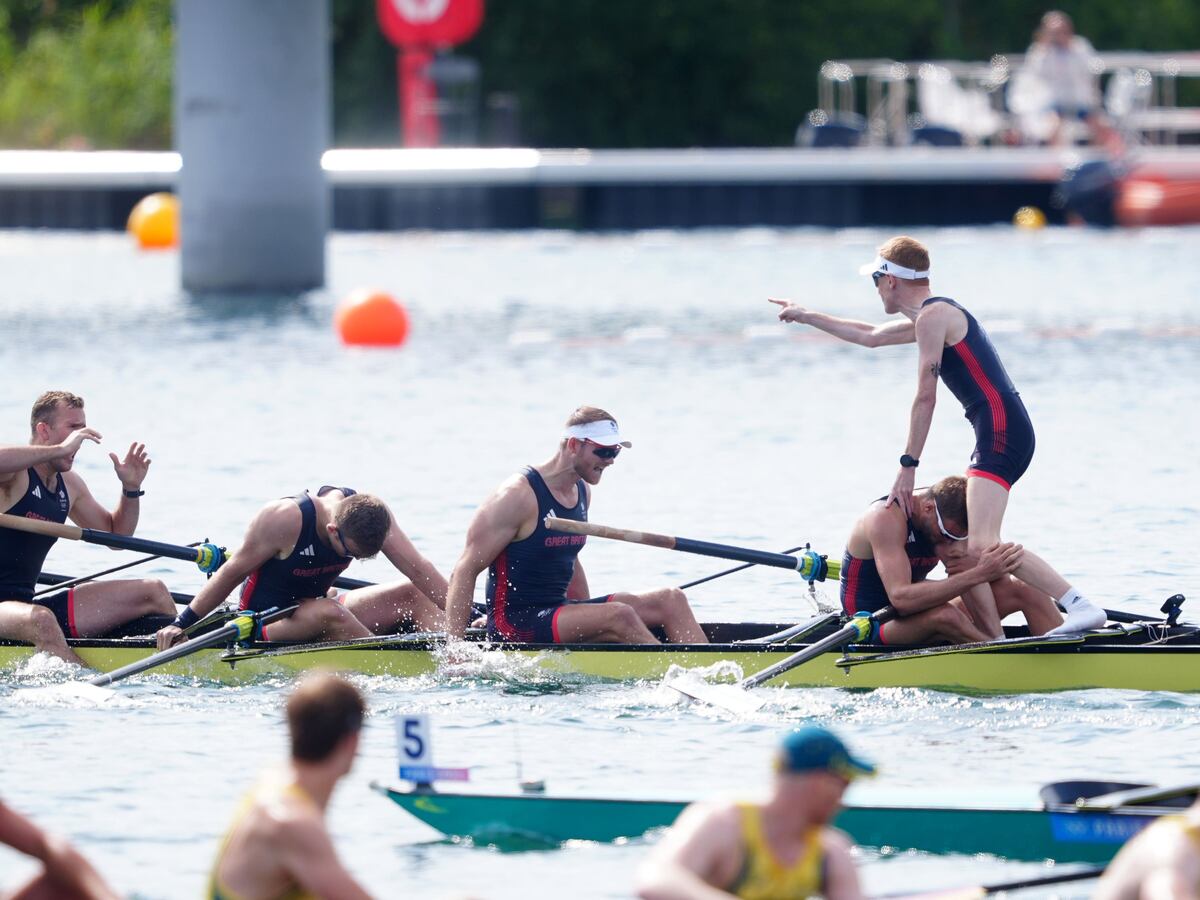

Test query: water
[1,226,1198,898]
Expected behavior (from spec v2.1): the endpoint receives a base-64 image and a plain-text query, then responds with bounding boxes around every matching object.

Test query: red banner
[376,0,484,48]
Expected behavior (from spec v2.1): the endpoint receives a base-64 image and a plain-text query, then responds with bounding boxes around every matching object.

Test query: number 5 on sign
[397,714,432,767]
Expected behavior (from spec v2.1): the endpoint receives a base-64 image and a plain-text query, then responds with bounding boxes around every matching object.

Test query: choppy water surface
[1,226,1198,898]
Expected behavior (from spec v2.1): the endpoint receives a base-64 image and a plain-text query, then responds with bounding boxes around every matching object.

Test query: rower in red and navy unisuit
[923,297,1036,490]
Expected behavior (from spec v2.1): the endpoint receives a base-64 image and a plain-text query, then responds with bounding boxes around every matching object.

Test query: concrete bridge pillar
[175,0,329,293]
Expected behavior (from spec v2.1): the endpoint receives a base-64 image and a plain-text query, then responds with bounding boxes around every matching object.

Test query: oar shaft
[741,607,896,689]
[544,517,838,580]
[87,605,297,687]
[0,512,204,566]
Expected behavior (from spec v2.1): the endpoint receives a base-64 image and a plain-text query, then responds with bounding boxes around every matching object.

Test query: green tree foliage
[0,0,1198,149]
[0,0,172,149]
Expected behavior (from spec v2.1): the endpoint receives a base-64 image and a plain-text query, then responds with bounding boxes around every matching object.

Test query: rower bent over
[155,487,446,650]
[445,407,706,646]
[840,476,1061,645]
[0,391,173,665]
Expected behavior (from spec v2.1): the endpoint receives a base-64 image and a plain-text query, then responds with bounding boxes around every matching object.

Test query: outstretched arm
[378,512,448,609]
[770,299,915,347]
[0,428,102,482]
[636,803,743,900]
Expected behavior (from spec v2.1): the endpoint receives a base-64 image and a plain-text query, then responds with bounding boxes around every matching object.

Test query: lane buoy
[1013,206,1046,230]
[335,290,410,347]
[127,192,179,249]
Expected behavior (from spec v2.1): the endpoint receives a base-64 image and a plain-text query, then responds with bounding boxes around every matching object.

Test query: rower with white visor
[444,406,708,645]
[771,235,1105,637]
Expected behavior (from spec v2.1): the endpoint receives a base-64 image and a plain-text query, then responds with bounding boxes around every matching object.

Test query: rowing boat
[2,604,1197,692]
[371,780,1190,862]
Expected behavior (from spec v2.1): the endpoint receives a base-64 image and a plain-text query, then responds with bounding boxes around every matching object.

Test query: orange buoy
[127,192,179,249]
[335,290,410,347]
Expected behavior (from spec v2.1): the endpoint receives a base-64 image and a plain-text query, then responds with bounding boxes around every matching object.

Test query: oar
[33,542,205,597]
[544,517,838,583]
[667,608,897,713]
[678,546,808,590]
[87,604,299,687]
[0,513,224,573]
[878,864,1105,899]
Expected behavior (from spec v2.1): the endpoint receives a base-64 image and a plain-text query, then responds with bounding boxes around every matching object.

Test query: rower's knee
[139,579,175,615]
[607,602,648,641]
[642,588,689,620]
[27,604,66,647]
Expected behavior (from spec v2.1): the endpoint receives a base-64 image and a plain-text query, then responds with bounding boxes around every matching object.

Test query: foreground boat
[372,780,1192,863]
[1,603,1197,692]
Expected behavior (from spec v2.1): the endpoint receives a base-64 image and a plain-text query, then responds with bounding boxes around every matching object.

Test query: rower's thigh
[552,601,648,643]
[966,476,1010,549]
[879,607,953,645]
[70,580,162,636]
[342,581,441,633]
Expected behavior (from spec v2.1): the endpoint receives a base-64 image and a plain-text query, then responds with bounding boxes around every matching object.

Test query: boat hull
[3,620,1198,692]
[375,786,1161,863]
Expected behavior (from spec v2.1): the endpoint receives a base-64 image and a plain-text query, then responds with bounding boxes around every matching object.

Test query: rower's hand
[155,624,186,652]
[58,427,102,457]
[110,442,150,491]
[769,298,810,324]
[975,542,1024,582]
[886,466,916,516]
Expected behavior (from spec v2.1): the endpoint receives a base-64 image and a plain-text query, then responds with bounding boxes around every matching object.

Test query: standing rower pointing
[771,236,1104,636]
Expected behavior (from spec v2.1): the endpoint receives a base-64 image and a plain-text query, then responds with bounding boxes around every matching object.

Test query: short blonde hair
[31,391,84,433]
[334,494,390,558]
[930,475,967,529]
[565,406,617,428]
[879,236,930,282]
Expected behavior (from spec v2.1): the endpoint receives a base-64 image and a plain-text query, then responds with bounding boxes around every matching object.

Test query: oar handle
[0,512,82,541]
[544,517,837,581]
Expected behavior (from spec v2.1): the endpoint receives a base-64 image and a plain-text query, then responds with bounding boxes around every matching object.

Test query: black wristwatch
[123,488,145,498]
[899,454,920,468]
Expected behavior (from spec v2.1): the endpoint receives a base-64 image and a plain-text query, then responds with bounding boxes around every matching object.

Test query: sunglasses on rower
[584,440,621,459]
[871,271,886,286]
[932,497,968,542]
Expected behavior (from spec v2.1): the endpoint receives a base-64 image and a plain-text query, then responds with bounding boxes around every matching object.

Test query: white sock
[1046,588,1107,635]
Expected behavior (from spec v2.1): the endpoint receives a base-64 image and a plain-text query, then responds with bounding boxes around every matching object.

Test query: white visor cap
[564,419,632,448]
[858,255,930,280]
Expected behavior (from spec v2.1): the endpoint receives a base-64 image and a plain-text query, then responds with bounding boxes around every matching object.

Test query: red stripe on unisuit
[953,341,1008,452]
[491,551,533,642]
[966,467,1013,491]
[843,557,862,614]
[239,570,260,611]
[66,587,78,638]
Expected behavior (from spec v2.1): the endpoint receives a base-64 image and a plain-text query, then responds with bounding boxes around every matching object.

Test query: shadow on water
[180,289,325,325]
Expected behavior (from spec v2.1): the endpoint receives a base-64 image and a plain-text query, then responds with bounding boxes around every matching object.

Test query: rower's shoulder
[862,500,906,539]
[249,497,304,538]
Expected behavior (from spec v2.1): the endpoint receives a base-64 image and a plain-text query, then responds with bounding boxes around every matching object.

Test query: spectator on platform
[1013,10,1121,151]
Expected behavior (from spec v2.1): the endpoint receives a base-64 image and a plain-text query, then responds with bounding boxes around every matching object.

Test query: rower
[841,475,1064,644]
[155,487,446,650]
[443,406,707,645]
[0,391,175,665]
[636,726,870,900]
[208,672,373,900]
[1094,792,1200,899]
[1,796,120,900]
[771,235,1106,637]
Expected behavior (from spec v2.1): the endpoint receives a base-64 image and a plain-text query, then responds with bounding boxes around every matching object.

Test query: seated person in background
[1016,10,1121,151]
[841,475,1065,645]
